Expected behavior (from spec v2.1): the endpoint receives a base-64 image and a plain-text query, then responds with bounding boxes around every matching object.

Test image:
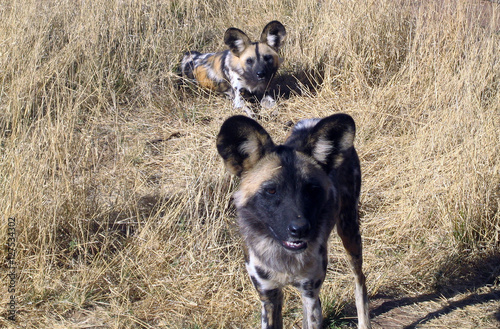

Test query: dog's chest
[245,247,326,290]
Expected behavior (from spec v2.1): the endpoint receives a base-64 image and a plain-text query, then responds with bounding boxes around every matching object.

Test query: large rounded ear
[224,28,251,56]
[303,113,356,171]
[217,116,275,176]
[260,21,286,50]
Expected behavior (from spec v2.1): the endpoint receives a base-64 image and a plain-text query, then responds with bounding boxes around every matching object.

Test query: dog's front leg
[247,262,283,329]
[228,74,254,117]
[299,280,323,329]
[233,89,255,117]
[257,287,283,329]
[232,87,245,109]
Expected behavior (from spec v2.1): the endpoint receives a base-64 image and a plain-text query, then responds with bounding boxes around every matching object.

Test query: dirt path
[369,289,500,328]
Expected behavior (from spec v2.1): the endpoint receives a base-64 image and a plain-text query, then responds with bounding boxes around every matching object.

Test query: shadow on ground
[269,63,325,100]
[373,250,500,328]
[323,249,500,328]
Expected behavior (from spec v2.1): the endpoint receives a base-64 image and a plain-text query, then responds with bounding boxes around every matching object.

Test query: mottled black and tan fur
[181,21,286,117]
[217,114,371,329]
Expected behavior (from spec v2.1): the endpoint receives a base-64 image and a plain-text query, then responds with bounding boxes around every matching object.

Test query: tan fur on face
[237,44,280,69]
[233,153,281,208]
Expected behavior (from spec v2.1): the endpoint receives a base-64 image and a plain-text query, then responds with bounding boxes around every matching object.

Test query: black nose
[288,218,310,238]
[256,71,265,79]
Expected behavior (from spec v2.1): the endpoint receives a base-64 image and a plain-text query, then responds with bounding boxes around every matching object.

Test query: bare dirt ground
[370,291,500,328]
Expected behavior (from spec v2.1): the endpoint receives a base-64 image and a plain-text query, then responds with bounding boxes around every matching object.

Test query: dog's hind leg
[337,208,371,329]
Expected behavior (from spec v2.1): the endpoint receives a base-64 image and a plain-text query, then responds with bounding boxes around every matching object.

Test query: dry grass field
[1,0,499,328]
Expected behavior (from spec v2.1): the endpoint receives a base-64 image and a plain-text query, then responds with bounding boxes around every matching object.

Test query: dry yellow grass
[0,0,499,328]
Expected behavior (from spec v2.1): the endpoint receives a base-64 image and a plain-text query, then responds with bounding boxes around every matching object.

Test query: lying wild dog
[180,21,286,117]
[217,114,371,329]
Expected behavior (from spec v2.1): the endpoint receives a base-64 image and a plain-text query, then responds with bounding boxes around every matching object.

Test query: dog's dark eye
[246,58,254,65]
[263,55,273,62]
[265,187,277,195]
[262,185,277,195]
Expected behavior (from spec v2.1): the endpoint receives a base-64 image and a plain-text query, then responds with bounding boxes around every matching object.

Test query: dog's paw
[260,95,276,109]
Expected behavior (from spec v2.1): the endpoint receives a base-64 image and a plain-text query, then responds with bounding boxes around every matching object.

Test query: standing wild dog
[180,21,286,117]
[217,114,371,329]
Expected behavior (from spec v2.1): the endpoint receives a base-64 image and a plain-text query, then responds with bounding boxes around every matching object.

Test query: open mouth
[281,240,308,251]
[267,226,308,252]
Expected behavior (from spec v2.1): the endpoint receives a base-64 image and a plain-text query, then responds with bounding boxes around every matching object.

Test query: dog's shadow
[270,65,325,99]
[269,63,326,100]
[237,64,326,110]
[323,250,500,328]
